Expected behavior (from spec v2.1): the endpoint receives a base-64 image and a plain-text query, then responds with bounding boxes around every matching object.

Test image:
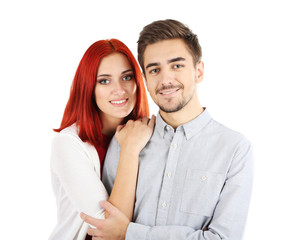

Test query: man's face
[143,39,203,113]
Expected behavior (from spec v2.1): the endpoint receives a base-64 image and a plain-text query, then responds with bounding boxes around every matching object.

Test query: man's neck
[159,95,204,130]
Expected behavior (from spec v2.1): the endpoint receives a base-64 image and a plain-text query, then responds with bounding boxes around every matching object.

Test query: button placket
[156,130,182,225]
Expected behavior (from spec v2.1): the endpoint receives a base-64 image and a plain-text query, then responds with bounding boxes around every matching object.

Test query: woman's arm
[51,130,109,219]
[107,116,155,220]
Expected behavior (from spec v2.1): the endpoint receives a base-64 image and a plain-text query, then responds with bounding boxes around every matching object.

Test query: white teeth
[110,99,127,104]
[161,91,175,95]
[160,89,178,95]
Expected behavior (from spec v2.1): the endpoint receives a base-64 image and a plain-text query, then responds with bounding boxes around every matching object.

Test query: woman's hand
[115,115,156,154]
[107,116,155,220]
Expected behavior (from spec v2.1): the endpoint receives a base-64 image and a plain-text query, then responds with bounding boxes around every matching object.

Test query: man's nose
[159,68,174,86]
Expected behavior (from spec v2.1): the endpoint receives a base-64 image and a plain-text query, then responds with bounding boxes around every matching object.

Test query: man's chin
[159,103,184,113]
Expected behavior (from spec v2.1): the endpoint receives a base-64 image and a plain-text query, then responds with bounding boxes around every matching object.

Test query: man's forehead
[143,39,191,65]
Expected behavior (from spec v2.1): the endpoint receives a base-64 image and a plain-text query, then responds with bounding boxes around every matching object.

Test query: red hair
[55,39,149,146]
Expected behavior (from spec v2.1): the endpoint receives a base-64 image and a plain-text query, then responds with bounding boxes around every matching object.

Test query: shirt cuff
[125,222,150,240]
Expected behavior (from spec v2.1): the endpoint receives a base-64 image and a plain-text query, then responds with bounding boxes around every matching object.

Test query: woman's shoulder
[52,124,83,148]
[51,124,99,166]
[59,123,79,137]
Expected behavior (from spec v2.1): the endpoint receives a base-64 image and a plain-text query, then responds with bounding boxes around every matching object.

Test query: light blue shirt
[102,109,253,240]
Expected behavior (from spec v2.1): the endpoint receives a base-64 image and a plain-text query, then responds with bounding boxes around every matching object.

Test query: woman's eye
[123,74,133,81]
[98,79,110,84]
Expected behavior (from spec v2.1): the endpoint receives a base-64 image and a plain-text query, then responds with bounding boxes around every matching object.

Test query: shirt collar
[155,108,212,140]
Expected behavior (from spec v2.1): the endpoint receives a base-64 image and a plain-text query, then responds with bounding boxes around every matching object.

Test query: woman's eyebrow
[97,74,111,78]
[97,69,133,78]
[121,69,133,74]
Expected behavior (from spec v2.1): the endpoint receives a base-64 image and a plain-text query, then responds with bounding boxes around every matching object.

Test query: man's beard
[158,97,185,113]
[157,85,196,113]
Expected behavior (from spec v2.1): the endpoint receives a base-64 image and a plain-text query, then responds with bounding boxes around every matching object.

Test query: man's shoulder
[107,136,120,151]
[207,118,251,146]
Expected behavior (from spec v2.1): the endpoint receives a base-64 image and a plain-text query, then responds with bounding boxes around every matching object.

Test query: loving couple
[49,19,253,240]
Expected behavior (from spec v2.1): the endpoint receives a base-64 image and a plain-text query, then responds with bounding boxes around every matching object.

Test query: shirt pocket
[180,169,225,216]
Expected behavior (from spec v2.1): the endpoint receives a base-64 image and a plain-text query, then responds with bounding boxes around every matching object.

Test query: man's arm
[81,201,130,240]
[82,140,254,240]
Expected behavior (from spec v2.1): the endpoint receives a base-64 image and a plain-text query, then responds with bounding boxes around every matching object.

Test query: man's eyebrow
[145,57,186,70]
[167,57,186,63]
[145,62,159,70]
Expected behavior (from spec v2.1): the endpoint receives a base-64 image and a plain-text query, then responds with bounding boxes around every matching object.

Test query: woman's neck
[101,115,124,137]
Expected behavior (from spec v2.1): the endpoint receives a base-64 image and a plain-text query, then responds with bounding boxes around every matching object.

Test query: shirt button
[166,126,170,131]
[162,202,167,208]
[167,172,172,178]
[201,176,207,181]
[160,131,164,137]
[173,143,177,149]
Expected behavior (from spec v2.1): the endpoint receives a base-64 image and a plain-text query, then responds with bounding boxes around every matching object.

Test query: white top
[49,124,109,240]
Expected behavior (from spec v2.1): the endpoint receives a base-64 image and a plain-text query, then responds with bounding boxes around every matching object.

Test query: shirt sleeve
[126,140,254,240]
[51,132,109,219]
[102,137,120,194]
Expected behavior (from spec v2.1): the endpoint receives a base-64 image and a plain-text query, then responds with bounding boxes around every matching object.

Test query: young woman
[49,39,154,240]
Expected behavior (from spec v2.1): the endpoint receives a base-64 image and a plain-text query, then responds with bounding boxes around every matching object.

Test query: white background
[1,0,303,239]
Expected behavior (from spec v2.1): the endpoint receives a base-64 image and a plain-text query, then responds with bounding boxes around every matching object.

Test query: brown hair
[137,19,202,74]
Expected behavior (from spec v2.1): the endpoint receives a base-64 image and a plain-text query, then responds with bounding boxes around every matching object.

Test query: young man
[81,19,254,240]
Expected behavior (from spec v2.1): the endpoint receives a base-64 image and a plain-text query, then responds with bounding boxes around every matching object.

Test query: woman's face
[95,52,137,124]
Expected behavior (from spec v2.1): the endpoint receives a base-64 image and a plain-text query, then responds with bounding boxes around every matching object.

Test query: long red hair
[54,39,149,146]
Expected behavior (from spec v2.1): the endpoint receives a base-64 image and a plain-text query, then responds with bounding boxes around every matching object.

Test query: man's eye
[98,79,110,84]
[123,75,133,81]
[173,64,183,69]
[150,68,159,74]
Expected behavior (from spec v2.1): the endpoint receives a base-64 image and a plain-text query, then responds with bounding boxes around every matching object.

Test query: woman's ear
[196,61,204,84]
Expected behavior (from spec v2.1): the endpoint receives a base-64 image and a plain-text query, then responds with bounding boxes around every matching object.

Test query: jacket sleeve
[51,132,109,218]
[125,140,254,240]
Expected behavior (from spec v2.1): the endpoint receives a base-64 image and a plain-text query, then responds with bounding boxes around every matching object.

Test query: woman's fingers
[140,116,150,125]
[148,115,156,127]
[137,115,156,126]
[116,124,125,132]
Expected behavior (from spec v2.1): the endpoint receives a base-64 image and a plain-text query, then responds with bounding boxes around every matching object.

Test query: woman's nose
[112,82,126,95]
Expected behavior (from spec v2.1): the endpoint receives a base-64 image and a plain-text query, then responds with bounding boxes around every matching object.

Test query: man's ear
[195,61,204,84]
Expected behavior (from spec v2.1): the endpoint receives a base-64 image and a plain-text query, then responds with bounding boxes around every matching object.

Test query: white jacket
[49,124,109,240]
